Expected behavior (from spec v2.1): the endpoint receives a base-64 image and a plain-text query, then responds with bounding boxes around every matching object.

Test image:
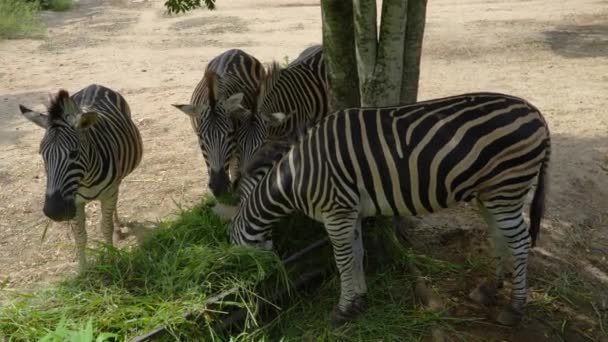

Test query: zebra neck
[241,160,295,227]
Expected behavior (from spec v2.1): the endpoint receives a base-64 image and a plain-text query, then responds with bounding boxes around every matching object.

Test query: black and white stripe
[20,84,143,271]
[173,49,264,196]
[226,92,551,323]
[234,45,328,176]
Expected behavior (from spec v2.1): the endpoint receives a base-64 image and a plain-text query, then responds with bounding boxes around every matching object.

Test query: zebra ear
[263,111,289,127]
[224,93,250,120]
[223,93,244,112]
[19,105,49,129]
[76,112,98,130]
[172,104,208,117]
[211,203,238,221]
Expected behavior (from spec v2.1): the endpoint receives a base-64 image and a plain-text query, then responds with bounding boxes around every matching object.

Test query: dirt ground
[0,0,607,339]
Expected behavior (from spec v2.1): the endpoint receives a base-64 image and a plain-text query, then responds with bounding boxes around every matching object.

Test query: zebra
[19,84,143,272]
[212,92,551,326]
[173,49,264,196]
[233,44,328,178]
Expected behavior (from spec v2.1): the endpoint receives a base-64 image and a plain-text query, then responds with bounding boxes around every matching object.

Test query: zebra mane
[47,89,72,124]
[256,62,283,113]
[203,68,220,107]
[241,123,311,179]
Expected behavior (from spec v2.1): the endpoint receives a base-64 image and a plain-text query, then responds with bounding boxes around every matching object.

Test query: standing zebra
[173,49,264,196]
[213,93,551,326]
[234,44,328,175]
[19,85,143,272]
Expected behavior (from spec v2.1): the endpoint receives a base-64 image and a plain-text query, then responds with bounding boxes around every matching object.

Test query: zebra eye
[68,150,78,159]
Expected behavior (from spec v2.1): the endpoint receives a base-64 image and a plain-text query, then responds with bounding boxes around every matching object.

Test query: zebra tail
[530,140,550,248]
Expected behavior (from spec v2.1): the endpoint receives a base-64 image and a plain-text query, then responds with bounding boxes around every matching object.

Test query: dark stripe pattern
[189,49,264,191]
[41,84,142,201]
[235,45,328,175]
[230,92,551,318]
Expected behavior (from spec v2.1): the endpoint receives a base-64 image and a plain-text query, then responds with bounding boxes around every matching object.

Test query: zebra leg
[325,211,368,325]
[469,200,510,306]
[71,202,88,273]
[483,200,531,326]
[100,190,121,244]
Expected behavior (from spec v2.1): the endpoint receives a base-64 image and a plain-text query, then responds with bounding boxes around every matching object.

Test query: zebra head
[234,63,291,171]
[19,90,98,222]
[173,70,248,197]
[211,203,273,250]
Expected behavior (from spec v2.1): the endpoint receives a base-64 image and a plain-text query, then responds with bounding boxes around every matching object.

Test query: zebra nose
[209,170,230,197]
[43,192,76,222]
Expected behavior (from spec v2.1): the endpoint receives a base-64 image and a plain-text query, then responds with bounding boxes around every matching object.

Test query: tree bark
[320,0,361,111]
[354,0,408,107]
[368,0,408,106]
[352,0,377,106]
[400,0,428,104]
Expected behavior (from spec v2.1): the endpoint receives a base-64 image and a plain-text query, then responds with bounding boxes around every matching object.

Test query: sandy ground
[0,0,607,337]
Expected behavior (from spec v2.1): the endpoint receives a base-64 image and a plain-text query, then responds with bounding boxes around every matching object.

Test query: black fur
[47,89,71,123]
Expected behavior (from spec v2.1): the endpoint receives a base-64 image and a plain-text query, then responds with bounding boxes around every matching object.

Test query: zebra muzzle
[43,192,76,221]
[209,170,230,197]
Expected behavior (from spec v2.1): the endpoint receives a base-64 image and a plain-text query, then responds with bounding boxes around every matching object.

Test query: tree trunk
[400,0,428,104]
[320,0,361,111]
[352,0,377,106]
[354,0,408,107]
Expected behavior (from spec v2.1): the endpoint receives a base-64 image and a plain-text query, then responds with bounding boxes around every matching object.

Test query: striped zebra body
[224,92,551,325]
[174,49,264,196]
[235,45,328,175]
[20,84,143,272]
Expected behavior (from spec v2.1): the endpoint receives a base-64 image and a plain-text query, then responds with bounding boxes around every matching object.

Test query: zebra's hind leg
[481,199,531,326]
[469,200,512,306]
[325,211,368,326]
[71,202,88,273]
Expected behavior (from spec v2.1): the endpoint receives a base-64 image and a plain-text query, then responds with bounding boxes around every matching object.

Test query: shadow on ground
[543,24,608,58]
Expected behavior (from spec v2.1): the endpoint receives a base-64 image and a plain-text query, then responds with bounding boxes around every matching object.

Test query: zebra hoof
[469,284,498,306]
[113,229,127,241]
[496,305,523,326]
[330,295,367,326]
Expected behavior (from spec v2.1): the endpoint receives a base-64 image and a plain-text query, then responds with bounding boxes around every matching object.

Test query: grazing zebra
[19,85,143,272]
[234,44,328,176]
[173,49,264,196]
[213,93,551,326]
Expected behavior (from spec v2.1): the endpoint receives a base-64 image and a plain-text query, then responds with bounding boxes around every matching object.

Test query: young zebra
[213,92,551,326]
[233,44,328,175]
[173,49,264,196]
[19,85,143,272]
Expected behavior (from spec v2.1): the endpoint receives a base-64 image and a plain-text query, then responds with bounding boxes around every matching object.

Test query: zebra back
[70,85,143,182]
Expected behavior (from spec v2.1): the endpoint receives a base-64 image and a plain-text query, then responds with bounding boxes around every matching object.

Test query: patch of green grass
[46,0,72,12]
[0,0,45,39]
[258,253,462,341]
[39,318,117,342]
[0,198,468,341]
[0,197,287,341]
[537,271,593,307]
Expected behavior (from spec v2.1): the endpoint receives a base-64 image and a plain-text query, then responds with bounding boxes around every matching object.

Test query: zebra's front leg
[100,190,121,245]
[325,212,367,325]
[71,203,88,273]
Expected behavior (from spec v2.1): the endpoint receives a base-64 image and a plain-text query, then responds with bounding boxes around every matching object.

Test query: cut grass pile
[0,197,288,341]
[0,0,45,39]
[0,197,464,341]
